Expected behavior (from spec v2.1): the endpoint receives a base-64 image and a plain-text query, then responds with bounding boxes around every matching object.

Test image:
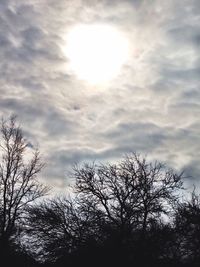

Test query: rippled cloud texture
[0,0,200,189]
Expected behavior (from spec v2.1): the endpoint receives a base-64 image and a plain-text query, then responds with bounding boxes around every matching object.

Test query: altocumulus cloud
[0,0,200,189]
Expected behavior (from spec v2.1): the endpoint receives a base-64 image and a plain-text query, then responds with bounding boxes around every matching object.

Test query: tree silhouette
[74,154,183,233]
[0,116,48,258]
[72,154,183,265]
[25,195,107,264]
[1,116,197,267]
[25,198,77,261]
[174,189,200,266]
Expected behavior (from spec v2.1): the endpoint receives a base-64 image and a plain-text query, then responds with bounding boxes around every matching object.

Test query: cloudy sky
[0,0,200,190]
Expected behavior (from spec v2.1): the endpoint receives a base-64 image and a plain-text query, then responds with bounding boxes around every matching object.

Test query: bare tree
[23,154,184,266]
[174,188,200,263]
[74,153,183,236]
[25,196,106,262]
[25,198,78,261]
[0,116,48,249]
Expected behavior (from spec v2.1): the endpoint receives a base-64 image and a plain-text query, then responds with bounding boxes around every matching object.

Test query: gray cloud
[0,0,200,189]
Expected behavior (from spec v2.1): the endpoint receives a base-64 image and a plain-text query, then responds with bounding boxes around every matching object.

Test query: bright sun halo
[64,24,129,84]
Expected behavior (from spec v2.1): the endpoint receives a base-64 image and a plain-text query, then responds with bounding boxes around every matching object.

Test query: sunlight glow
[64,24,129,84]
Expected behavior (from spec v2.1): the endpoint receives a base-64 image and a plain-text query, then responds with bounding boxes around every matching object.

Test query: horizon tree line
[0,116,200,267]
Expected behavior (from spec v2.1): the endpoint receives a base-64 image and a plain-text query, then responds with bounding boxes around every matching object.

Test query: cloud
[0,0,200,189]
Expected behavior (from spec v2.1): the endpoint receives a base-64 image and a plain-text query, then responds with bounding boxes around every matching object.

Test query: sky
[0,0,200,191]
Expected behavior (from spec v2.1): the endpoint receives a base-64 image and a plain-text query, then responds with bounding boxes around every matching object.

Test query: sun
[63,24,129,84]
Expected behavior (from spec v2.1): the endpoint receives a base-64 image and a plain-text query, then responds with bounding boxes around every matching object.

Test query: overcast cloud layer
[0,0,200,190]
